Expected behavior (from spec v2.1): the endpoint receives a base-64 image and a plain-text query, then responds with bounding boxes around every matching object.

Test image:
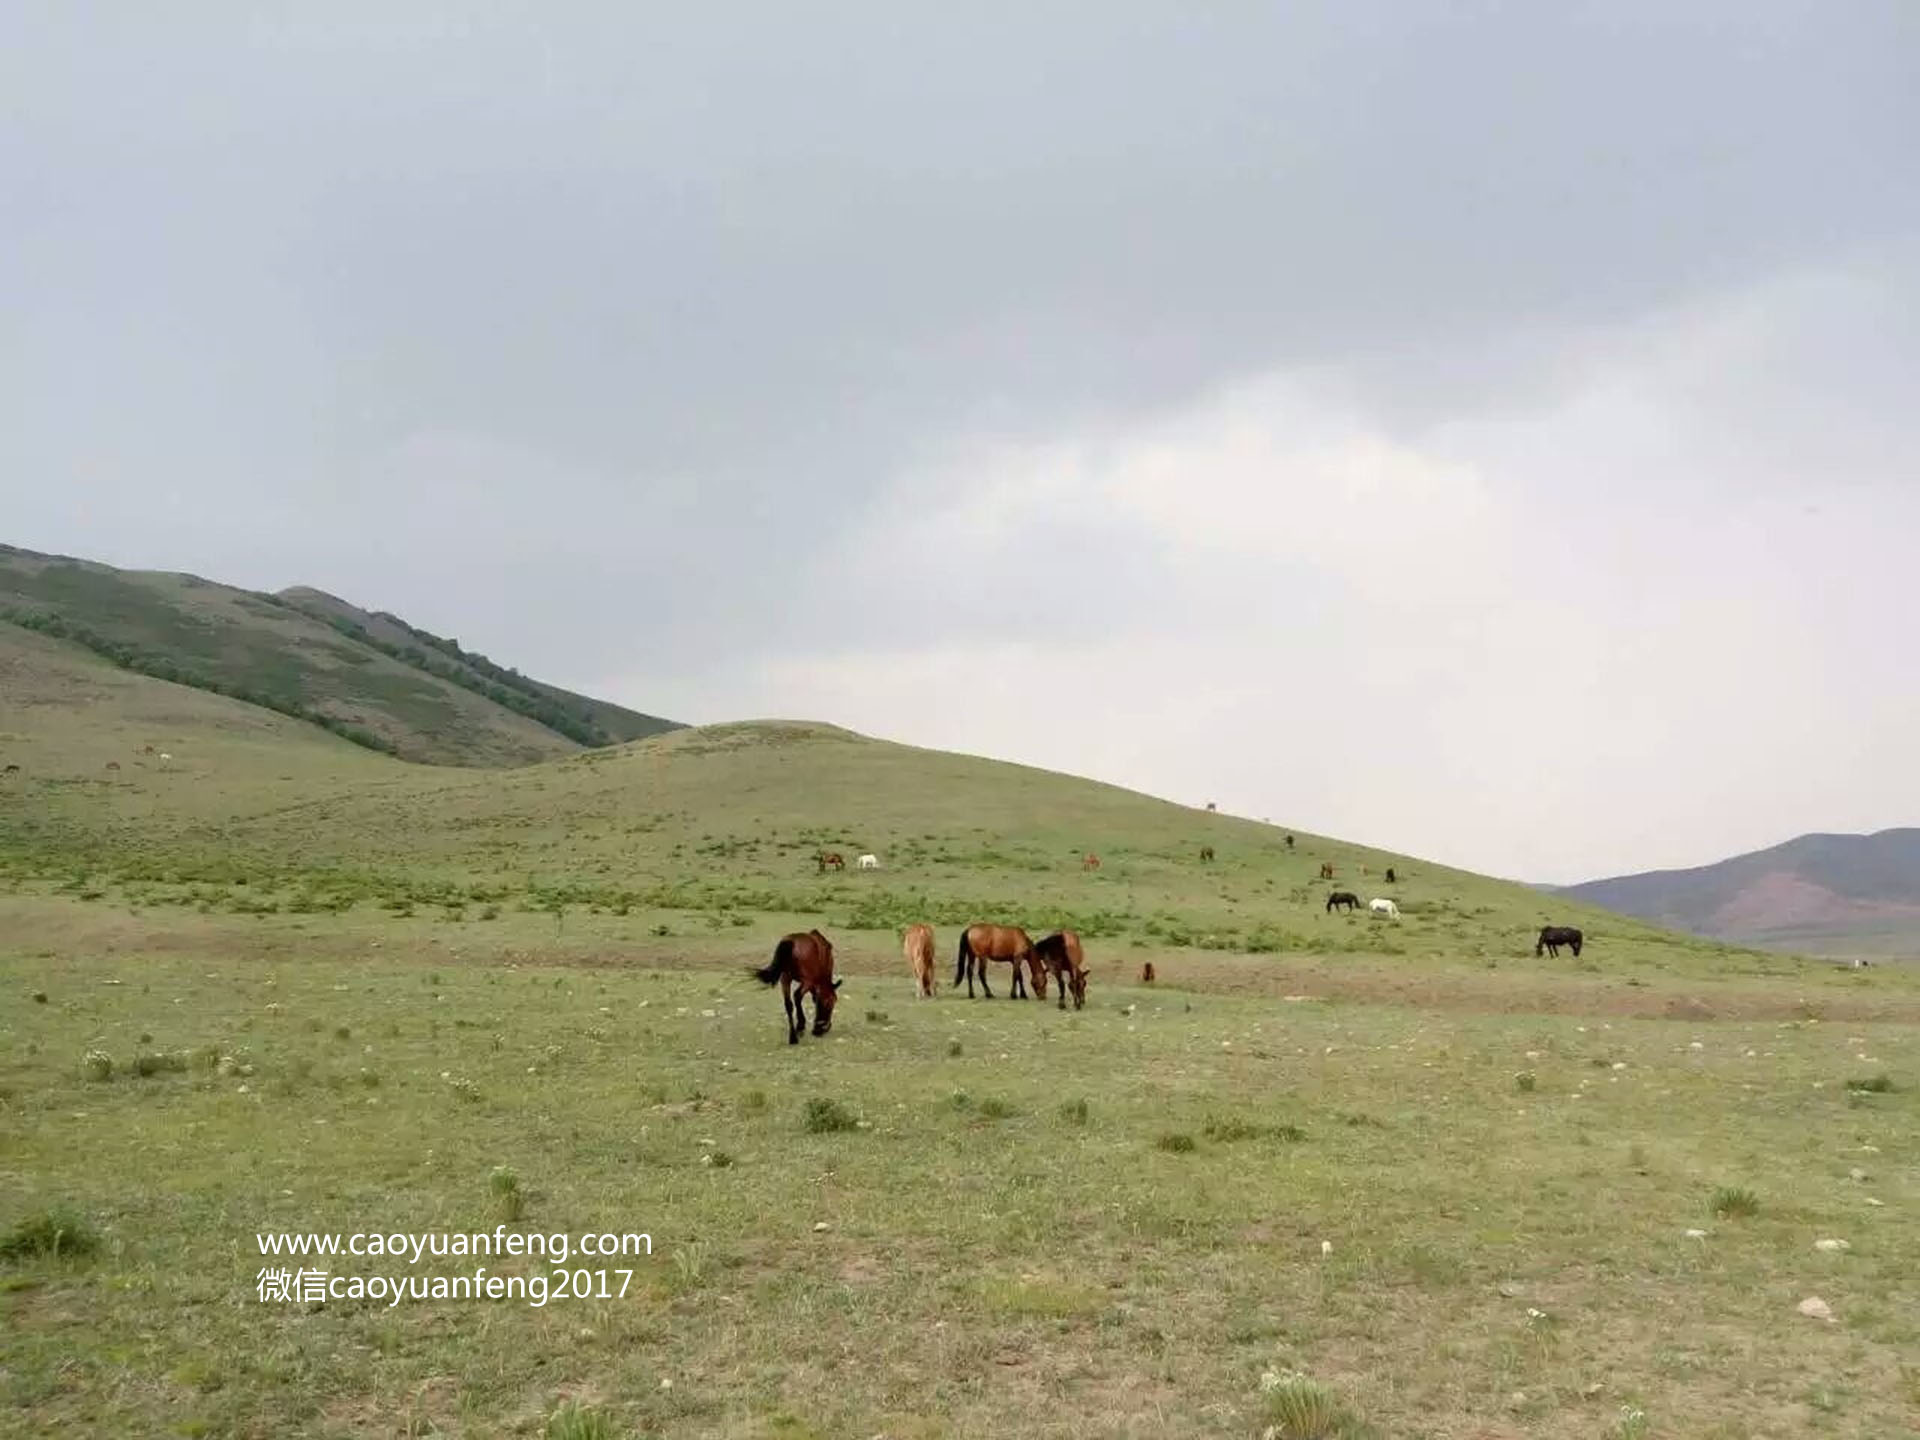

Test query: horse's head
[812,976,842,1034]
[1028,960,1049,999]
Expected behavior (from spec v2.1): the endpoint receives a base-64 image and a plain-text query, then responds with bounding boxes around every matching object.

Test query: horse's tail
[750,936,795,986]
[953,930,973,987]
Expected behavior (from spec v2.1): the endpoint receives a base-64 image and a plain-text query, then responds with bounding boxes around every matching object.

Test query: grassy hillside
[1565,830,1920,958]
[276,586,677,746]
[0,630,1808,987]
[0,544,677,766]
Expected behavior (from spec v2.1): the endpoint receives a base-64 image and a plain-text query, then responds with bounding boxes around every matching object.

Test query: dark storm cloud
[3,3,1916,875]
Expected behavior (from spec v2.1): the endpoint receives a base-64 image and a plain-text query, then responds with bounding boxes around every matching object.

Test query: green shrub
[803,1098,858,1134]
[0,1207,102,1262]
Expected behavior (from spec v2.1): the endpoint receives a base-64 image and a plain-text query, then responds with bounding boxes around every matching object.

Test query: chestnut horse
[749,930,841,1044]
[1141,961,1156,984]
[1319,862,1335,880]
[902,923,937,999]
[1082,853,1101,872]
[1032,930,1089,1010]
[817,852,846,873]
[953,923,1038,999]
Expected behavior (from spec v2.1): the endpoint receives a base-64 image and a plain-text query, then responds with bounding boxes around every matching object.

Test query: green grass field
[4,628,1918,1437]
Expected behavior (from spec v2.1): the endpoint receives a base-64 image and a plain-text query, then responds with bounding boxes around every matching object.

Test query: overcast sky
[5,4,1917,882]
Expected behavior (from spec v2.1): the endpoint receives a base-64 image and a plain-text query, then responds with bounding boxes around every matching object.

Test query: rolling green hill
[0,544,678,766]
[0,621,1768,980]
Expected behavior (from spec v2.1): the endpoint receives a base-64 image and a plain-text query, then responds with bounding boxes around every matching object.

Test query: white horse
[857,853,879,870]
[1369,898,1400,920]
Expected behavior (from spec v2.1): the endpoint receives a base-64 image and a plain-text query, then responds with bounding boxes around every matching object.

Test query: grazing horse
[857,853,879,870]
[1536,925,1584,959]
[2,763,19,775]
[902,923,937,998]
[1205,802,1217,812]
[1326,891,1361,914]
[953,923,1038,999]
[1285,835,1295,850]
[1140,961,1156,984]
[141,745,155,756]
[1082,853,1101,872]
[1319,862,1336,881]
[1385,867,1397,885]
[817,852,845,873]
[749,930,841,1044]
[1032,931,1089,1010]
[1369,898,1400,920]
[1199,845,1215,862]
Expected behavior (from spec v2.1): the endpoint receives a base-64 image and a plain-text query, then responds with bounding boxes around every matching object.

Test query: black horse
[1384,867,1397,885]
[1536,925,1584,959]
[1326,891,1361,914]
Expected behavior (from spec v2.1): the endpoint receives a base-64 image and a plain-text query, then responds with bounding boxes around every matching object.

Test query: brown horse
[1032,931,1088,1010]
[817,852,846,873]
[1082,853,1101,872]
[1199,845,1215,862]
[1141,961,1156,984]
[749,930,841,1044]
[953,923,1038,999]
[902,923,937,999]
[1319,862,1335,881]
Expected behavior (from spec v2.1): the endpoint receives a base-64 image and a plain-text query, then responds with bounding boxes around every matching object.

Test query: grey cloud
[3,3,1916,875]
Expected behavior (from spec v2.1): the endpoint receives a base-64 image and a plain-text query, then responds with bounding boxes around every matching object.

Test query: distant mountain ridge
[0,543,679,766]
[1560,828,1920,956]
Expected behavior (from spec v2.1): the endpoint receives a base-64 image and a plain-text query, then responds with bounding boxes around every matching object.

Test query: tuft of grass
[80,1049,114,1082]
[802,1097,858,1134]
[864,1009,890,1024]
[1203,1116,1307,1144]
[739,1088,767,1112]
[1059,1097,1090,1126]
[32,991,48,1004]
[1612,1405,1650,1440]
[1156,1132,1197,1153]
[1260,1373,1360,1439]
[975,1096,1016,1120]
[1711,1185,1760,1219]
[132,1050,188,1077]
[1515,1070,1537,1093]
[0,1206,102,1262]
[705,1150,735,1169]
[1845,1073,1895,1094]
[545,1400,621,1440]
[947,1039,963,1057]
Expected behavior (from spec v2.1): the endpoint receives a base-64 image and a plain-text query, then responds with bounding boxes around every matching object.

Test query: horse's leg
[783,976,800,1044]
[1057,966,1067,1011]
[1011,960,1026,1000]
[979,957,994,999]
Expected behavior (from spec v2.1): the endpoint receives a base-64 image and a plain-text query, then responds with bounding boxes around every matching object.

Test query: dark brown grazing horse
[1385,867,1397,885]
[1032,931,1089,1010]
[1536,926,1584,959]
[1326,891,1361,913]
[1199,846,1215,862]
[1140,961,1156,984]
[954,923,1038,999]
[1319,862,1335,881]
[1285,835,1295,850]
[749,930,841,1044]
[817,852,845,873]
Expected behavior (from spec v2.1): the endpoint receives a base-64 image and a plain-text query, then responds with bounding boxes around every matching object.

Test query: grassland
[4,630,1918,1437]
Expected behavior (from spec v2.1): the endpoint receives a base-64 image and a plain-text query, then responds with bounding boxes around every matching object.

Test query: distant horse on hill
[817,852,845,873]
[1370,898,1400,920]
[749,929,841,1044]
[1326,891,1361,913]
[1385,867,1397,885]
[1319,862,1336,881]
[1199,846,1214,862]
[857,853,879,870]
[1082,853,1101,872]
[1536,926,1584,959]
[954,923,1039,999]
